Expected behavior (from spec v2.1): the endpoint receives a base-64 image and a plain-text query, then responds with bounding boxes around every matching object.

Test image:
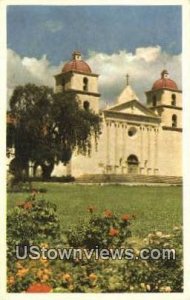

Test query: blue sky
[7,5,182,105]
[7,5,182,65]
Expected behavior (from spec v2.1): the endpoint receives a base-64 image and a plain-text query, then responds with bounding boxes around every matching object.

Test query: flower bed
[7,192,183,293]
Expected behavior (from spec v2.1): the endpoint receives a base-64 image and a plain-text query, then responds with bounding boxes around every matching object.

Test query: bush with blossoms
[66,207,134,249]
[7,191,60,269]
[7,193,183,293]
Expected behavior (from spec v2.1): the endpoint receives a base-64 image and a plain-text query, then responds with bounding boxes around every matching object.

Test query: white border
[1,0,190,300]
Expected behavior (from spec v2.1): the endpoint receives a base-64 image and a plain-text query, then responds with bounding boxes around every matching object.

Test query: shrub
[141,226,183,292]
[7,182,47,193]
[29,175,75,183]
[7,181,32,193]
[66,209,133,249]
[119,226,183,293]
[7,194,182,293]
[7,193,60,267]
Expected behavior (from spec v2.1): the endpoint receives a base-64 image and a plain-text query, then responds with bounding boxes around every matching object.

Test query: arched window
[172,114,177,128]
[83,77,88,91]
[83,101,90,111]
[127,155,139,164]
[152,95,157,107]
[171,94,176,106]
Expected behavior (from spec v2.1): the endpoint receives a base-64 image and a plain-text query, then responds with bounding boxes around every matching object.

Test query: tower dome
[62,51,92,74]
[152,70,178,91]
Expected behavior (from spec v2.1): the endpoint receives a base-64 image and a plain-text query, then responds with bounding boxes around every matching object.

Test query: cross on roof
[126,74,129,86]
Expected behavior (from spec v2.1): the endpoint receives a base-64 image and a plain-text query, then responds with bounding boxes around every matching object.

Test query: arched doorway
[127,155,139,174]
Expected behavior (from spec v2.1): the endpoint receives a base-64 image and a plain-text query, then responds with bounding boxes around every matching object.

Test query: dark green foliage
[7,190,183,292]
[29,175,75,183]
[8,84,101,179]
[66,211,132,249]
[7,196,60,242]
[7,123,15,148]
[7,194,60,267]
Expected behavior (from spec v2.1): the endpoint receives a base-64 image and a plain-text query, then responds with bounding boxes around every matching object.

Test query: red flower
[104,209,113,218]
[26,283,52,293]
[109,227,119,237]
[121,214,130,222]
[23,202,33,210]
[87,206,96,214]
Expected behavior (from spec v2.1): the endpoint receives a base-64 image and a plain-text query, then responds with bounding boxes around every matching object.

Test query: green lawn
[7,183,182,237]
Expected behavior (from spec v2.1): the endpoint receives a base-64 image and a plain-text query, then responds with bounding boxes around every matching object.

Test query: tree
[8,84,101,179]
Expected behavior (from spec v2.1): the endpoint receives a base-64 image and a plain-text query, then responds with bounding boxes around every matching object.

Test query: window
[152,95,157,107]
[83,101,90,111]
[171,94,176,106]
[128,127,137,137]
[83,77,88,91]
[172,114,177,128]
[127,154,139,164]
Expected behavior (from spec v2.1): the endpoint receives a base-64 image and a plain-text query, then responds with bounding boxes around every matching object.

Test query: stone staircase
[76,174,182,185]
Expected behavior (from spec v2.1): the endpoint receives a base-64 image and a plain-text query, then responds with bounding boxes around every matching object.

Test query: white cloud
[7,47,181,109]
[7,49,62,104]
[135,46,161,62]
[87,46,181,106]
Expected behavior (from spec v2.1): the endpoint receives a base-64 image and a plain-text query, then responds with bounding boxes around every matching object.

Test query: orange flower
[40,257,49,265]
[89,273,97,281]
[7,276,15,286]
[23,202,33,210]
[16,262,23,269]
[26,283,52,293]
[62,273,72,282]
[43,268,52,275]
[40,243,49,249]
[109,227,119,237]
[37,267,52,279]
[16,268,29,278]
[37,269,43,279]
[87,206,96,214]
[121,214,130,222]
[103,209,113,218]
[41,274,49,282]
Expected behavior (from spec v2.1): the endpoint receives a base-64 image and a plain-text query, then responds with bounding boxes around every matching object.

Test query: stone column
[147,126,151,174]
[106,121,110,172]
[140,126,144,174]
[114,122,118,172]
[121,124,127,174]
[122,124,125,159]
[154,127,159,174]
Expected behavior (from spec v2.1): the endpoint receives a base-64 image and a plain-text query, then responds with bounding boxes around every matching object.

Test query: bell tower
[54,51,100,114]
[145,70,182,130]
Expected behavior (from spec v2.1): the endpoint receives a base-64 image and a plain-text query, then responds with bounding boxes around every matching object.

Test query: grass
[7,183,182,238]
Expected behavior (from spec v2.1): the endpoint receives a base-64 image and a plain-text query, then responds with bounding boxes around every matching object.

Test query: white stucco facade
[52,56,182,178]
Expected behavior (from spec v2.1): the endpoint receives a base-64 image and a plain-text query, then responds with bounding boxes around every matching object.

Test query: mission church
[51,50,182,178]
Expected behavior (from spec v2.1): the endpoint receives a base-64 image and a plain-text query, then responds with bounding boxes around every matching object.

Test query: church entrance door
[127,155,139,174]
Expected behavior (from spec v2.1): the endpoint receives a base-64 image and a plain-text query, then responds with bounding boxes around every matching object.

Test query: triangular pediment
[105,100,157,118]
